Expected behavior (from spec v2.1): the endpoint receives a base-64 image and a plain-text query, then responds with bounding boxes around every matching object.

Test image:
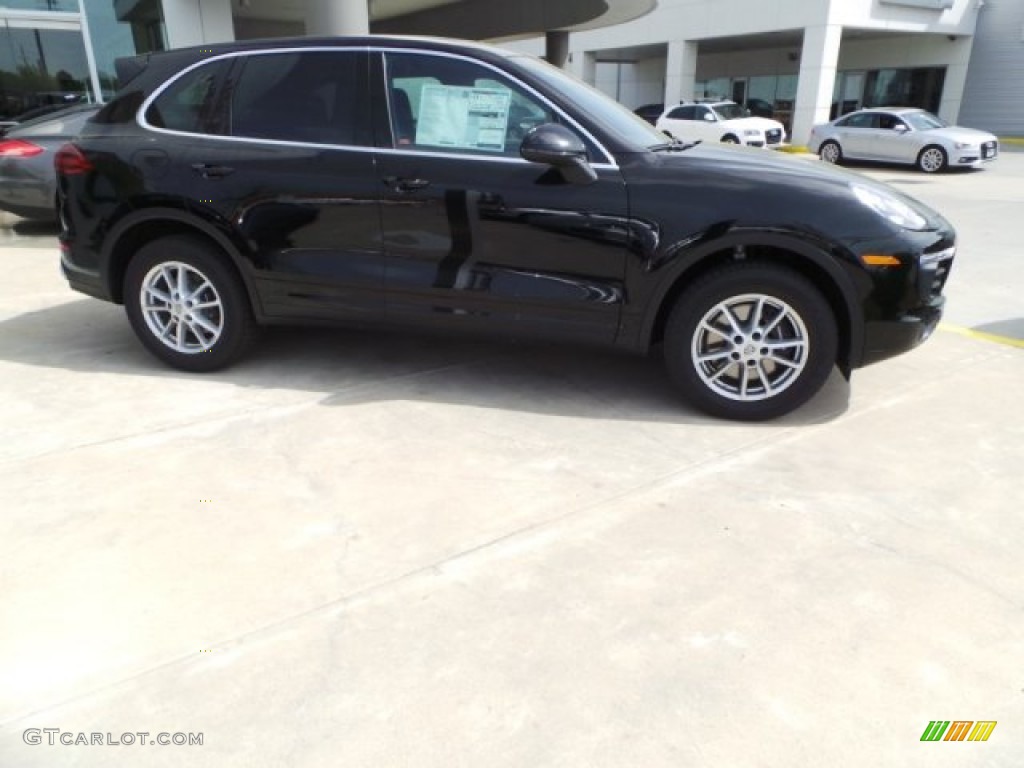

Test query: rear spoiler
[114,54,151,88]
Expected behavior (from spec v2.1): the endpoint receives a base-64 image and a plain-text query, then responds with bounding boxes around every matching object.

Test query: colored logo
[920,721,997,742]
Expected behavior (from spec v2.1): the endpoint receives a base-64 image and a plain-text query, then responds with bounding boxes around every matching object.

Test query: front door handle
[383,175,430,193]
[191,163,235,179]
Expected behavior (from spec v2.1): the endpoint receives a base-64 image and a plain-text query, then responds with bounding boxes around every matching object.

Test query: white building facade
[3,0,1019,141]
[504,0,1008,144]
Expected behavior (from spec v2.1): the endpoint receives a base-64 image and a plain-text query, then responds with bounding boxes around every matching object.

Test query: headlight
[954,142,977,150]
[743,129,760,137]
[851,184,928,231]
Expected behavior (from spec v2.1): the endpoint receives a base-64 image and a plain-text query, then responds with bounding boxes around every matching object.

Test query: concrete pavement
[1,155,1022,767]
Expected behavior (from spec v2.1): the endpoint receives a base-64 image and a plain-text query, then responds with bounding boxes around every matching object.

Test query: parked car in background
[57,36,955,421]
[633,103,664,125]
[0,100,90,136]
[809,107,999,173]
[0,104,99,220]
[656,100,786,148]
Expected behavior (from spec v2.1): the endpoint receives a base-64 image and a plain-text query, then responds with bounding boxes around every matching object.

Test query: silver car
[808,107,998,173]
[0,104,99,221]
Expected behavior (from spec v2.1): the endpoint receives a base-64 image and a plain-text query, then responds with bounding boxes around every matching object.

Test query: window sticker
[415,85,511,152]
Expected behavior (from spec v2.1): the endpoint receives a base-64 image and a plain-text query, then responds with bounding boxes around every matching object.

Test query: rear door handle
[191,163,235,179]
[383,176,430,193]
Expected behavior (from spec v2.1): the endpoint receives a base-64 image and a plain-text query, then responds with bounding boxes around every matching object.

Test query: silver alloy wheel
[690,293,809,402]
[140,261,224,354]
[919,147,945,173]
[820,142,840,163]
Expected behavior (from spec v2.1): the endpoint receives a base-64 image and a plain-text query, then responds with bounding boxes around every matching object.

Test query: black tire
[721,134,740,144]
[917,145,947,173]
[819,140,842,165]
[124,236,257,372]
[663,262,838,421]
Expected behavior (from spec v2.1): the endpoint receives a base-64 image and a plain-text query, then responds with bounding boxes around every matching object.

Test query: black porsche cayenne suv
[56,36,955,420]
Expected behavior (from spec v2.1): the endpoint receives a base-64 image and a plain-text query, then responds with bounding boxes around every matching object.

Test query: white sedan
[656,101,786,148]
[809,107,998,173]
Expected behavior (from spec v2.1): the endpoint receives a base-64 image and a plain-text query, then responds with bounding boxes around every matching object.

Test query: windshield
[904,111,947,131]
[511,55,667,150]
[712,103,747,120]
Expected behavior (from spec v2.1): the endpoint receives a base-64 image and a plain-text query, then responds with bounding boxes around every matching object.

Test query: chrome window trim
[135,45,619,168]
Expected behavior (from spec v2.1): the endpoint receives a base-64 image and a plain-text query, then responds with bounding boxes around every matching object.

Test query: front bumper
[856,238,954,366]
[862,297,944,366]
[950,140,999,167]
[740,135,785,149]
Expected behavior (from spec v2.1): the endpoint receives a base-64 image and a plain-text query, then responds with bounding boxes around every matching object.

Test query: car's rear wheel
[917,145,947,173]
[819,140,842,165]
[663,262,837,420]
[124,236,257,372]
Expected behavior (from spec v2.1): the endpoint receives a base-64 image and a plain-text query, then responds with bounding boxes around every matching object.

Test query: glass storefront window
[862,67,945,114]
[1,0,160,122]
[695,77,729,101]
[1,23,93,120]
[84,0,165,99]
[0,1,79,10]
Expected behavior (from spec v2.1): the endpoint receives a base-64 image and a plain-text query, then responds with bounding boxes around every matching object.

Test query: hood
[929,126,996,143]
[634,142,951,237]
[727,116,785,132]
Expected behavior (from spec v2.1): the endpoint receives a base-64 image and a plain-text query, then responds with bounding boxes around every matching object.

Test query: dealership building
[1,0,1020,142]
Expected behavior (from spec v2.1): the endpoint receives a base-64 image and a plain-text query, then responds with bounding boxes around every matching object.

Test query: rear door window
[228,50,368,146]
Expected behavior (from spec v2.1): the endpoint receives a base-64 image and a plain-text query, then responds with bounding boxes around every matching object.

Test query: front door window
[382,51,557,158]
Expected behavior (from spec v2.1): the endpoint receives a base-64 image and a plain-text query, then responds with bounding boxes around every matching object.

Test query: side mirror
[894,123,909,133]
[703,113,715,122]
[520,123,597,185]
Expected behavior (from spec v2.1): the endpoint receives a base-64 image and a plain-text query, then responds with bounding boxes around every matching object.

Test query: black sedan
[56,37,955,420]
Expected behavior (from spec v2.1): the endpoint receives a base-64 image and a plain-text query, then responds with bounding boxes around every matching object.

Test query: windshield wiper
[649,138,701,152]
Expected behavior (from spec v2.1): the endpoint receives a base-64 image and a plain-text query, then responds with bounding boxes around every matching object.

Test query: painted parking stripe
[940,324,1024,349]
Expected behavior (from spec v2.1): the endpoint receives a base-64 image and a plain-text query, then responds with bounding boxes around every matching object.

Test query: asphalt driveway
[1,153,1021,767]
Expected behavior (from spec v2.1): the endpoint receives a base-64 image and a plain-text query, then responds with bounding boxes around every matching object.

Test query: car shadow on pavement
[0,298,850,426]
[838,159,985,178]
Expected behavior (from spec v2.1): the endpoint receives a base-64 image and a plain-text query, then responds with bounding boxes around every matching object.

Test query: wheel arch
[102,208,263,319]
[641,232,864,375]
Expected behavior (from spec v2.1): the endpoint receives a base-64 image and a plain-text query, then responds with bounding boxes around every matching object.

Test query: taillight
[54,143,94,175]
[0,138,45,158]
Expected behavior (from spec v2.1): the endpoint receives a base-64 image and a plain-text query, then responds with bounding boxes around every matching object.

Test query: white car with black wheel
[656,101,787,148]
[809,107,999,173]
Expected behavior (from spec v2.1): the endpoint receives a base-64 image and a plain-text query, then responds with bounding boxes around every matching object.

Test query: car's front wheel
[819,140,842,165]
[124,236,257,372]
[721,134,740,144]
[663,262,838,420]
[917,145,947,173]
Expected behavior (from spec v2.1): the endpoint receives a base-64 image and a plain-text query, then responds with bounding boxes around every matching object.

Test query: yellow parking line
[939,323,1024,349]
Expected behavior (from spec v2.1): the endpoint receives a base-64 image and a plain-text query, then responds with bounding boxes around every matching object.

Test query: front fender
[629,226,866,371]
